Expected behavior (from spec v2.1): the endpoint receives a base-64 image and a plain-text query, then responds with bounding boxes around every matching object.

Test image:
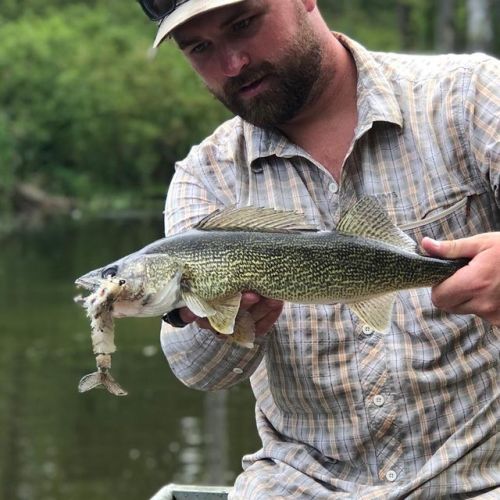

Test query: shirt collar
[336,33,403,137]
[242,33,404,164]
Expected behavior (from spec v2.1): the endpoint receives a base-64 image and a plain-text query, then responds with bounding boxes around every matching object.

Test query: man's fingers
[179,307,198,324]
[424,232,500,326]
[430,269,473,310]
[431,291,500,325]
[251,299,284,336]
[421,235,486,260]
[239,292,262,310]
[247,297,283,322]
[239,293,283,335]
[166,307,212,332]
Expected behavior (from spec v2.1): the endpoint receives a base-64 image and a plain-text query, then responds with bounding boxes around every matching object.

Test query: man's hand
[177,292,284,337]
[421,232,500,326]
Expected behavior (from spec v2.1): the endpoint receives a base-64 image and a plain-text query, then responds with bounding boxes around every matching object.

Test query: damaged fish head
[75,253,184,319]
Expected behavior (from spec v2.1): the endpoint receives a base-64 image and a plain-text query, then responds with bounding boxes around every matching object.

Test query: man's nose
[218,45,249,77]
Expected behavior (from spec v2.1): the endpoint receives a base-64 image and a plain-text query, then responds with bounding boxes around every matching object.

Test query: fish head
[75,254,184,318]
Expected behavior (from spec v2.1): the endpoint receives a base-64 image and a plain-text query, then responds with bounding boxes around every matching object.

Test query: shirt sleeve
[160,143,269,391]
[464,54,500,208]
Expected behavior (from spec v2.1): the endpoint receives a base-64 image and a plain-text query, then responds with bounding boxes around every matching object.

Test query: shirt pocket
[395,179,496,243]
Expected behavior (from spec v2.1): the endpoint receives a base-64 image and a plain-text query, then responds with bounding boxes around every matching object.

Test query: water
[0,214,260,499]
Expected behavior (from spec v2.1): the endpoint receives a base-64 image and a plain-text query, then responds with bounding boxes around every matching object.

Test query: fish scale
[74,197,468,396]
[160,230,461,303]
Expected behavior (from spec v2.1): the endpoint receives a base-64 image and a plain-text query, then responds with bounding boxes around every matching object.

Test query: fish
[75,197,468,396]
[74,276,128,396]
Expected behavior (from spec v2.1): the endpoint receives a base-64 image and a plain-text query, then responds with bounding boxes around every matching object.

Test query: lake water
[0,214,259,499]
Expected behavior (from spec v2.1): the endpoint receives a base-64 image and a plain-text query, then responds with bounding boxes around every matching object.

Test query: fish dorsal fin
[349,292,397,334]
[194,206,318,233]
[337,197,416,253]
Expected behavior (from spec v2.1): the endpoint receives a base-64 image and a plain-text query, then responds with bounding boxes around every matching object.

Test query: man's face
[173,0,324,128]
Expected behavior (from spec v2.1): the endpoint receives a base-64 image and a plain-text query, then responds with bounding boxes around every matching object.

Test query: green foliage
[0,2,229,204]
[321,0,400,50]
[0,112,17,215]
[320,0,499,54]
[0,0,497,210]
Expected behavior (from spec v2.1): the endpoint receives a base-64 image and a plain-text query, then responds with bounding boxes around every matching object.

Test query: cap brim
[153,0,246,48]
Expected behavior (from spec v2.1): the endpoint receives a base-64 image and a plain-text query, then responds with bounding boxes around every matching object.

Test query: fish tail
[78,371,128,396]
[78,371,104,392]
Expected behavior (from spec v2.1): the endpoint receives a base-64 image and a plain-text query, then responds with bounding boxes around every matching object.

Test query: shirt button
[373,395,385,406]
[232,367,243,374]
[386,470,397,482]
[328,182,338,194]
[362,325,374,335]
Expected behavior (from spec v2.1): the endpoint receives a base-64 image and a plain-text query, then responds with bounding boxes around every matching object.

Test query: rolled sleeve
[160,321,269,391]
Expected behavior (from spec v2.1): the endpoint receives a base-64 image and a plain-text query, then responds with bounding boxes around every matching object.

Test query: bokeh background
[0,1,498,498]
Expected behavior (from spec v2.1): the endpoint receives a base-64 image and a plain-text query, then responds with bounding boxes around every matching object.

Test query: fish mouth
[75,269,103,292]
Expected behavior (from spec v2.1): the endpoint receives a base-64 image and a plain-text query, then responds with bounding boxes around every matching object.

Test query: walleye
[75,197,467,396]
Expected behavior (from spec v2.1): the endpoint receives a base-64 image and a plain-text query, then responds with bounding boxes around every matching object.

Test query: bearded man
[138,1,500,498]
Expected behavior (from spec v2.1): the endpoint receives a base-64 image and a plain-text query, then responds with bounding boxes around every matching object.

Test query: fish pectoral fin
[78,371,128,396]
[206,293,242,334]
[337,197,416,253]
[182,291,217,318]
[181,291,242,335]
[349,292,397,334]
[231,310,256,349]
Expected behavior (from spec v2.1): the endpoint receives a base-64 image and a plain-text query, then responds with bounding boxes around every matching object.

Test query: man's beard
[207,22,324,128]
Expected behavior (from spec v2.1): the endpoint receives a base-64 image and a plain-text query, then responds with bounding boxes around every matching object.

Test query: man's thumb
[421,236,479,259]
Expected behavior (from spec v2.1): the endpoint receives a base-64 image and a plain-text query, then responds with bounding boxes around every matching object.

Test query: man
[138,0,499,498]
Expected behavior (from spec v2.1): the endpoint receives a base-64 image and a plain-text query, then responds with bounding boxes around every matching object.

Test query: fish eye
[101,266,118,279]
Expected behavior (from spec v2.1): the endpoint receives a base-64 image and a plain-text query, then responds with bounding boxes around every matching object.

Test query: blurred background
[0,1,498,498]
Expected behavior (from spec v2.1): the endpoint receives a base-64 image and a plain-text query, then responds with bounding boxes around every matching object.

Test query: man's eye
[191,41,210,54]
[233,17,252,32]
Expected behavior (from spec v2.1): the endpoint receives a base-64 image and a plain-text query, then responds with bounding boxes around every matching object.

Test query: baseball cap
[138,0,247,48]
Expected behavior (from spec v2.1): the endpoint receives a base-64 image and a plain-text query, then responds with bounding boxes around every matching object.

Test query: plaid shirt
[161,35,500,499]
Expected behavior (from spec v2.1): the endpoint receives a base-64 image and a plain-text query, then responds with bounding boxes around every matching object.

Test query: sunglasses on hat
[137,0,191,22]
